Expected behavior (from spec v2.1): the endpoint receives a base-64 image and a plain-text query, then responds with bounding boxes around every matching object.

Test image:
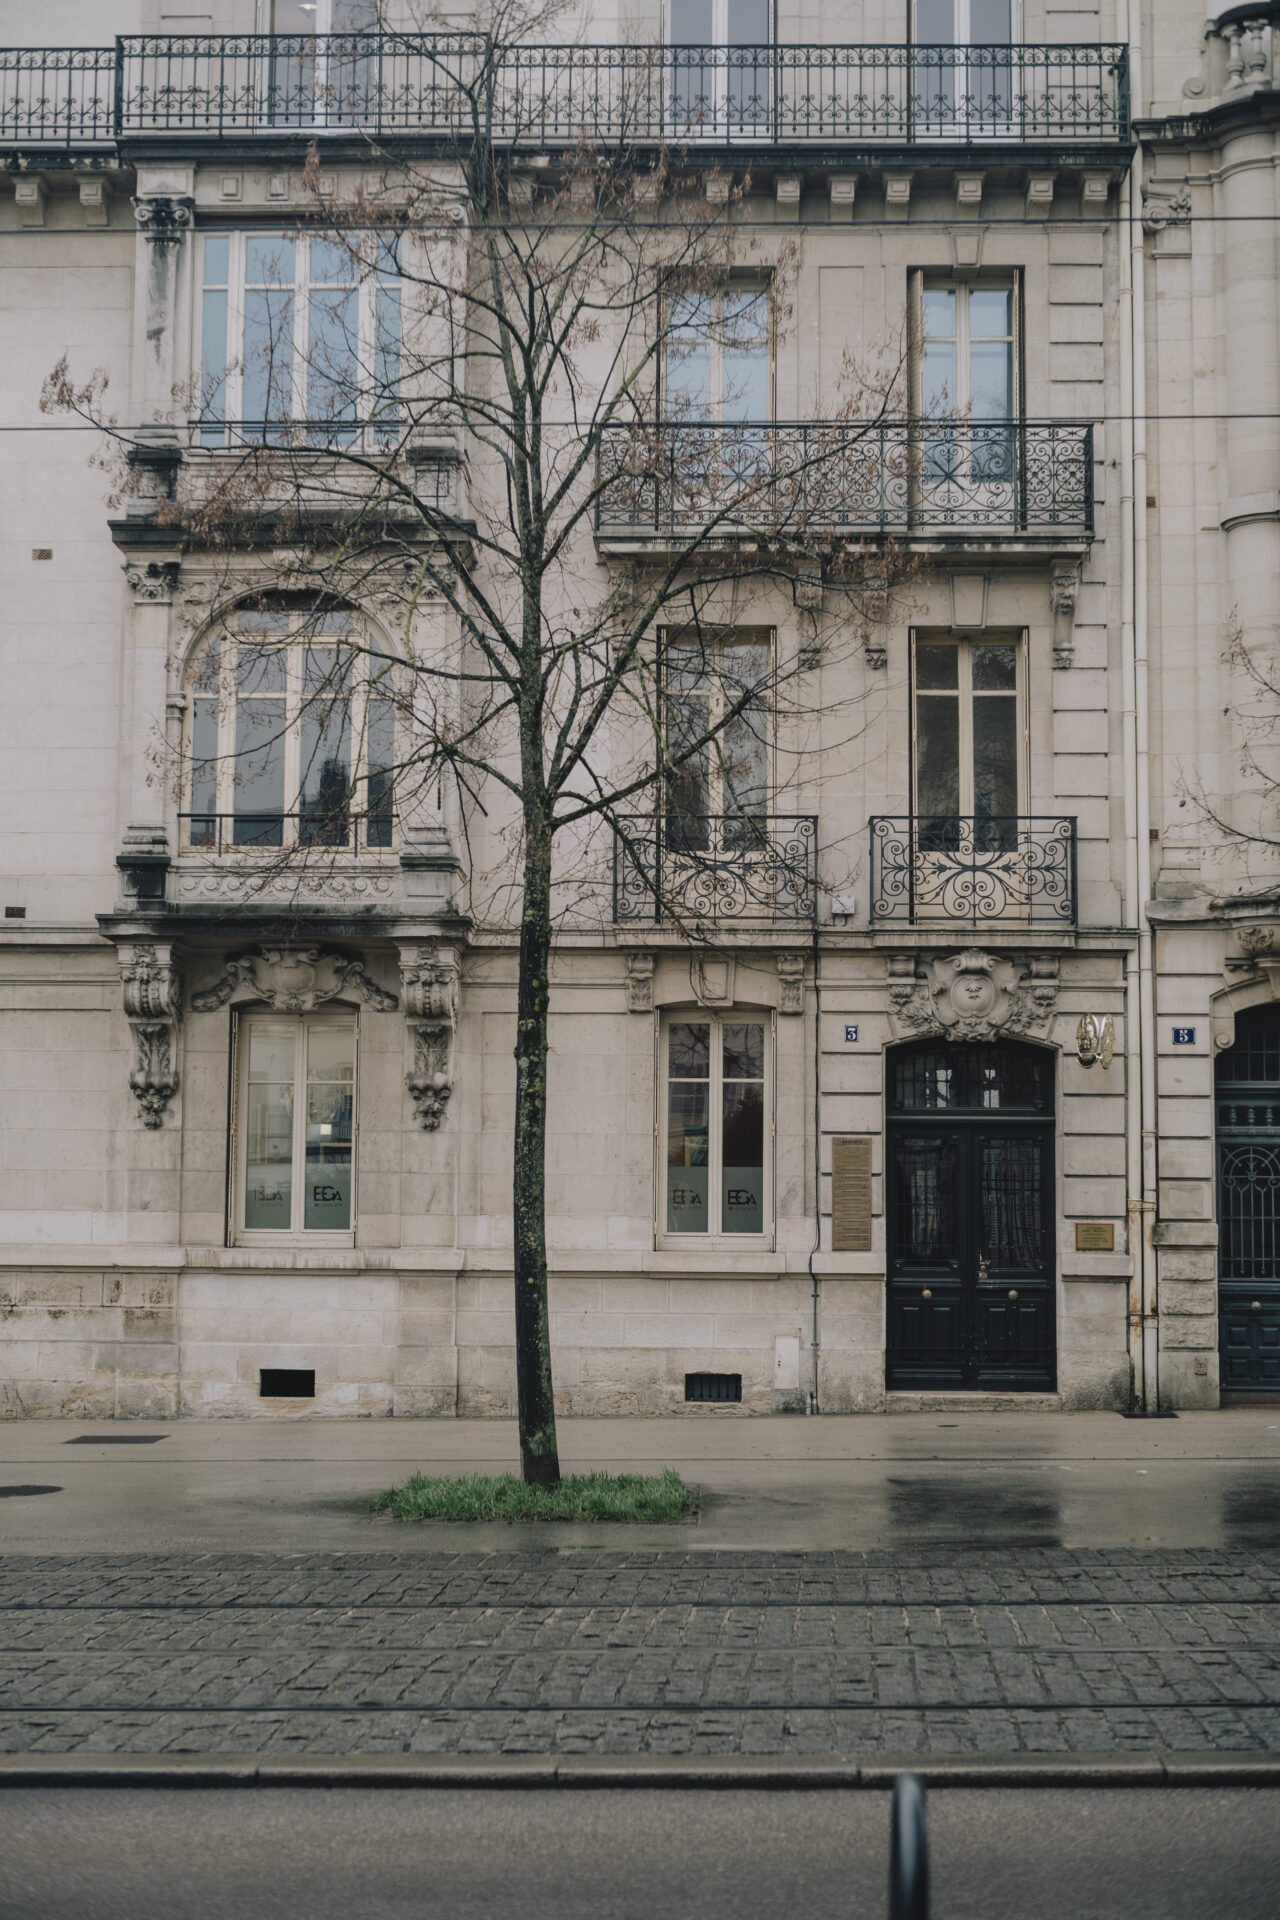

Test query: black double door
[886,1042,1056,1392]
[1216,1007,1280,1398]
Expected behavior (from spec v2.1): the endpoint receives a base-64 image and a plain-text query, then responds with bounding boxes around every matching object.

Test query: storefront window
[664,1014,768,1236]
[236,1011,355,1240]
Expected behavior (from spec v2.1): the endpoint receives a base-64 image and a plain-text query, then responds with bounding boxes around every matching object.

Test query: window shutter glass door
[914,641,962,830]
[244,1023,297,1230]
[366,695,396,848]
[243,237,296,439]
[307,239,359,443]
[667,1022,711,1233]
[200,236,229,446]
[971,642,1019,836]
[233,638,288,846]
[721,1021,765,1233]
[299,644,352,845]
[303,1022,355,1230]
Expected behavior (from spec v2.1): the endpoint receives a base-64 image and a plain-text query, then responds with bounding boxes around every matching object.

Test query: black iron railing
[0,46,117,144]
[614,813,818,924]
[0,38,1129,146]
[870,815,1078,926]
[596,420,1094,539]
[179,810,395,854]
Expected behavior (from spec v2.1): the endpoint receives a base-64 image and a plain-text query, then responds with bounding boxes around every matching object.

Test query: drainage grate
[260,1368,316,1398]
[65,1434,168,1444]
[685,1371,742,1404]
[0,1485,62,1498]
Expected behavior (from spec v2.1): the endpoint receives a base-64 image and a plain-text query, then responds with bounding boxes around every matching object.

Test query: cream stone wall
[6,0,1277,1421]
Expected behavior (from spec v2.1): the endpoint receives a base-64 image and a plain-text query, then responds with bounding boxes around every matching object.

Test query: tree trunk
[512,813,561,1487]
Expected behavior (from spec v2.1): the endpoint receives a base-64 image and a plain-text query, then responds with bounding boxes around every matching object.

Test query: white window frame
[660,627,775,823]
[912,0,1021,47]
[196,230,401,448]
[662,285,773,425]
[910,629,1029,819]
[915,273,1021,421]
[657,1008,776,1250]
[181,605,399,857]
[230,1006,358,1248]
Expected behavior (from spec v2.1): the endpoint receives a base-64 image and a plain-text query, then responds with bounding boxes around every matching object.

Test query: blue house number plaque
[844,1024,859,1043]
[1172,1027,1196,1046]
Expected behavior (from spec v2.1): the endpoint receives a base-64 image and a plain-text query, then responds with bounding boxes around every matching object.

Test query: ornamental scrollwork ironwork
[614,815,817,927]
[870,817,1077,928]
[596,421,1093,541]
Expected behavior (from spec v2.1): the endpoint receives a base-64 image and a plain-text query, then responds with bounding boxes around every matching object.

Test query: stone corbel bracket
[191,945,398,1014]
[1050,560,1080,669]
[776,952,807,1014]
[401,943,461,1129]
[625,951,655,1013]
[118,940,183,1128]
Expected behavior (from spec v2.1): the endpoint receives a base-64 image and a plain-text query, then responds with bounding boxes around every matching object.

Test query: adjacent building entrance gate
[886,1039,1056,1391]
[1217,1005,1280,1397]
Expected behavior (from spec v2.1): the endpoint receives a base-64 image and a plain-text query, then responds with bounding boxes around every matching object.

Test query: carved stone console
[400,943,461,1129]
[887,948,1060,1042]
[117,940,184,1128]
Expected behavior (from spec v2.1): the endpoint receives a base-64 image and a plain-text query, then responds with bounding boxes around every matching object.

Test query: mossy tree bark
[512,794,560,1487]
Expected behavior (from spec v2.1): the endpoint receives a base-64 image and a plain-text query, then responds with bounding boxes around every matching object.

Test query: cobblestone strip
[1,1552,1276,1759]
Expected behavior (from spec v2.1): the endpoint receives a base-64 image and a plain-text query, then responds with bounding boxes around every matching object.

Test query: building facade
[2,1,1278,1420]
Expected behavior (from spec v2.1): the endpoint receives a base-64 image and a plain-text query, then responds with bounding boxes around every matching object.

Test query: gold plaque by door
[1075,1221,1115,1252]
[832,1137,873,1252]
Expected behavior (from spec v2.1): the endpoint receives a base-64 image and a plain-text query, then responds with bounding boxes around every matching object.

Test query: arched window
[182,604,397,854]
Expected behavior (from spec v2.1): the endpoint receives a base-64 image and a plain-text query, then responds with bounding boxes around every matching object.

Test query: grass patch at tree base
[371,1467,693,1524]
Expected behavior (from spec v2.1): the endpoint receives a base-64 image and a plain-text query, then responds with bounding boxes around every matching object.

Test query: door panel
[887,1045,1054,1391]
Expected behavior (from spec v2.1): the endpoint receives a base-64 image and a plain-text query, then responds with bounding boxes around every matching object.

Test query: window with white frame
[184,604,397,854]
[663,287,771,424]
[198,231,401,445]
[662,1013,771,1238]
[234,1009,356,1241]
[662,630,771,852]
[916,275,1020,483]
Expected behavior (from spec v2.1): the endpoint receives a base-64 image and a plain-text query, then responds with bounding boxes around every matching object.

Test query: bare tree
[48,5,912,1484]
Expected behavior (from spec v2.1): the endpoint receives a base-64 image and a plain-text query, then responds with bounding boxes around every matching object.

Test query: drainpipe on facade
[1119,0,1159,1410]
[808,930,821,1413]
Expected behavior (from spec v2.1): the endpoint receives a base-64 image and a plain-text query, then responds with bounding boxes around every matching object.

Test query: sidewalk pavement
[3,1410,1280,1553]
[2,1414,1278,1771]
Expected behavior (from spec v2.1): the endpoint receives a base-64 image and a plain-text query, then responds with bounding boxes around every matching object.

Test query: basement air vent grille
[685,1372,742,1404]
[260,1368,316,1399]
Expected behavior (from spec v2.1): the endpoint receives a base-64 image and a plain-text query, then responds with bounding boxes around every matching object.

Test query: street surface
[2,1786,1277,1919]
[1,1547,1278,1758]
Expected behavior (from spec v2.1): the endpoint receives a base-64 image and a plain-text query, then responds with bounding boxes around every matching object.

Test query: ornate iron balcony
[0,38,1129,148]
[869,816,1078,927]
[614,813,817,925]
[596,421,1094,541]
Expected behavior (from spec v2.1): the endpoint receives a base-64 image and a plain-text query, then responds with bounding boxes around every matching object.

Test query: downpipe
[1119,2,1160,1411]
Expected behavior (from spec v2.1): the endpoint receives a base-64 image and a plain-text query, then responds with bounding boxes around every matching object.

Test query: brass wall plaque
[831,1137,873,1252]
[1075,1222,1115,1252]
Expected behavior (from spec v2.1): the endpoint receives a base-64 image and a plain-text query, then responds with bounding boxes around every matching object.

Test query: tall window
[235,1011,356,1241]
[664,288,771,424]
[915,0,1014,43]
[269,1,378,127]
[668,0,772,135]
[664,1015,770,1238]
[663,631,771,851]
[919,278,1018,482]
[184,606,397,853]
[198,232,401,445]
[912,633,1023,846]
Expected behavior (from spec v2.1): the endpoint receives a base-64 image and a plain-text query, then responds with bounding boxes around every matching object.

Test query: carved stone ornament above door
[190,946,398,1014]
[887,949,1059,1042]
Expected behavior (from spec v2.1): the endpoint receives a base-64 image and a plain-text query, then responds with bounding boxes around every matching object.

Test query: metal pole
[888,1773,929,1920]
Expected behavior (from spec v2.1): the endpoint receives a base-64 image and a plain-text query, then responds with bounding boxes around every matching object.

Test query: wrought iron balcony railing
[596,420,1094,541]
[179,809,396,854]
[0,37,1129,147]
[614,813,818,925]
[869,815,1078,927]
